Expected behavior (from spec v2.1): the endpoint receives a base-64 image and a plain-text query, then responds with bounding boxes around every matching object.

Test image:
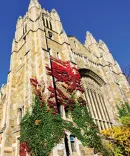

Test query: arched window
[79,69,113,130]
[17,106,24,125]
[17,108,22,125]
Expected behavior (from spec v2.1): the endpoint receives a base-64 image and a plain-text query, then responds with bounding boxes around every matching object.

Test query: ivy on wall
[20,57,108,156]
[20,96,64,156]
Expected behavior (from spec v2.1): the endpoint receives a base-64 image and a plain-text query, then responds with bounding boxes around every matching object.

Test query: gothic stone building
[0,0,130,155]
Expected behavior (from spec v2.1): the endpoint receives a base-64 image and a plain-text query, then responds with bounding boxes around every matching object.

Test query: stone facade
[0,0,130,155]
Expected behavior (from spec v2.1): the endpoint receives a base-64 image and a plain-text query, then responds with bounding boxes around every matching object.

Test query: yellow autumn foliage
[102,103,130,155]
[102,124,130,155]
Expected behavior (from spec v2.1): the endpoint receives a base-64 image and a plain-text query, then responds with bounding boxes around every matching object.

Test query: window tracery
[81,71,112,130]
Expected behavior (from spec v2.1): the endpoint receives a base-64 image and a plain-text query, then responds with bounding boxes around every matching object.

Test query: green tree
[102,103,130,156]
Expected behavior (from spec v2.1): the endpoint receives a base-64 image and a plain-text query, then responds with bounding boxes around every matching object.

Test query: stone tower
[0,0,130,155]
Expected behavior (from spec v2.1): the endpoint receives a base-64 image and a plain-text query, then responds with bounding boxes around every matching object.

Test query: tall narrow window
[42,15,45,26]
[43,19,45,26]
[23,27,24,34]
[65,106,69,118]
[48,31,53,39]
[23,35,26,42]
[56,52,60,59]
[50,21,52,30]
[74,41,78,48]
[64,134,70,156]
[46,19,49,28]
[18,108,22,125]
[23,24,27,34]
[25,24,27,33]
[57,103,61,114]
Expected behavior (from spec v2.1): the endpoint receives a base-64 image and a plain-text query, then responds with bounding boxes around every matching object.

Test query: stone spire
[99,39,109,52]
[84,31,97,49]
[51,9,61,21]
[28,0,40,10]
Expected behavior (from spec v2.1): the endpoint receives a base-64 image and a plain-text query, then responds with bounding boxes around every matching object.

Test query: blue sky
[0,0,130,86]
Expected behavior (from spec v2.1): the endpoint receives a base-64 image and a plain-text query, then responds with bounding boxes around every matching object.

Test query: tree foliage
[102,103,130,156]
